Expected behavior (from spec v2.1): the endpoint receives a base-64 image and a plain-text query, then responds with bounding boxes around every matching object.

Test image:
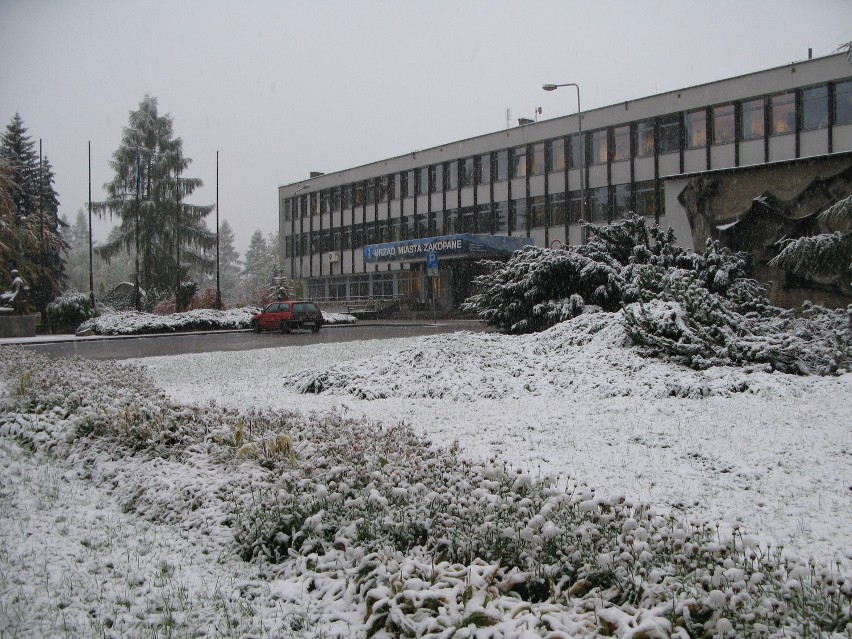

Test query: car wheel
[280,321,291,334]
[311,324,321,333]
[252,320,260,333]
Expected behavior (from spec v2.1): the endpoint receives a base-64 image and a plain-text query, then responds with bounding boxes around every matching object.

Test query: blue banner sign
[363,234,533,264]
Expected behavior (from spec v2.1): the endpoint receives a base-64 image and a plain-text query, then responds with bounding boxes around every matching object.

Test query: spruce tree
[217,219,242,305]
[0,114,66,311]
[769,194,852,294]
[95,96,215,310]
[242,230,274,304]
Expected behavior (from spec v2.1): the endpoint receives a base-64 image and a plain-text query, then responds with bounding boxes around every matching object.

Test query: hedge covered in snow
[1,347,849,637]
[75,307,260,335]
[74,307,357,335]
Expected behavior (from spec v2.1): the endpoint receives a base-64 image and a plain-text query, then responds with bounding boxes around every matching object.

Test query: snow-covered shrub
[463,215,750,335]
[624,280,852,375]
[45,292,95,331]
[76,307,259,335]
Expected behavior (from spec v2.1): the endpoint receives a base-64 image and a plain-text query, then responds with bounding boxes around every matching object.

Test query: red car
[251,300,324,334]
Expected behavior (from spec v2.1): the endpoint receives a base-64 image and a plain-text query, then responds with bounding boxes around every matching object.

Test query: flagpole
[88,141,95,312]
[216,150,222,309]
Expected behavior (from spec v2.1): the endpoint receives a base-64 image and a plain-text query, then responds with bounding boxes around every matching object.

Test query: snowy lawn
[1,310,850,638]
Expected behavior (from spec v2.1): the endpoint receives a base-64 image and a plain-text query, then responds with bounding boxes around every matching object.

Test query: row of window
[307,272,402,301]
[284,78,852,221]
[285,182,661,258]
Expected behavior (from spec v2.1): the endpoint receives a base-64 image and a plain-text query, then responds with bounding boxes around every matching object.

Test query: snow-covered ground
[1,311,850,637]
[142,312,852,568]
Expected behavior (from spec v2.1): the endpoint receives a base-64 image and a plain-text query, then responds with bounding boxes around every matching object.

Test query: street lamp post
[292,184,310,281]
[542,82,585,238]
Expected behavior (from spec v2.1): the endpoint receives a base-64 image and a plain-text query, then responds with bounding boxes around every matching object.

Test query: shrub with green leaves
[45,292,95,331]
[462,216,751,335]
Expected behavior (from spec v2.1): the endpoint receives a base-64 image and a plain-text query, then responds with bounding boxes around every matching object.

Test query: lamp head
[542,84,558,91]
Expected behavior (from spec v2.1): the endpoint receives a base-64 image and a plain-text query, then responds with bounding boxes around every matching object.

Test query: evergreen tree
[95,96,215,310]
[769,194,852,294]
[0,114,66,311]
[242,229,274,304]
[217,220,242,305]
[60,210,93,293]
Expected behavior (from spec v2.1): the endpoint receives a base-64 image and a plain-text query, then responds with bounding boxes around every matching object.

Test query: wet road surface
[3,320,488,360]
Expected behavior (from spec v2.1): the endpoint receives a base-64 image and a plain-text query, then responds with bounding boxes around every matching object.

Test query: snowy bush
[462,216,711,334]
[45,292,96,331]
[75,307,260,335]
[464,215,852,375]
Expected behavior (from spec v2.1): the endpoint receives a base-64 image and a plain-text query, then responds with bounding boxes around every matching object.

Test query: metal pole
[135,145,141,312]
[216,150,221,309]
[543,82,584,241]
[88,141,95,312]
[175,149,181,311]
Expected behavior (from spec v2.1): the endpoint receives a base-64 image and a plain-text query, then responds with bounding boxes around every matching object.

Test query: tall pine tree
[96,96,215,310]
[217,219,242,305]
[0,113,66,311]
[242,229,275,304]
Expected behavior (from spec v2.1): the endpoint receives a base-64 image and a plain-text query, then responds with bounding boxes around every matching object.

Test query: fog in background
[2,0,851,255]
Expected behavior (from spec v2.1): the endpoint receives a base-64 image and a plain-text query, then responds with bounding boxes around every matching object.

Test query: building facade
[279,53,852,309]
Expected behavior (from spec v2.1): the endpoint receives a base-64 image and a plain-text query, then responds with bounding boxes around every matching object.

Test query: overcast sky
[2,0,851,256]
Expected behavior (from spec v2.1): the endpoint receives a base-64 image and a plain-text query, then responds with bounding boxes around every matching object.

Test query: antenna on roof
[506,108,511,130]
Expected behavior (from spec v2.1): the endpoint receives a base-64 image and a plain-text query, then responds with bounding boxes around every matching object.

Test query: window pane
[741,98,765,140]
[568,133,585,168]
[589,187,608,223]
[460,207,476,233]
[591,130,607,164]
[417,167,429,195]
[835,80,852,125]
[530,195,546,227]
[548,192,566,226]
[686,109,707,148]
[495,150,509,181]
[658,114,681,153]
[445,209,458,235]
[548,138,566,172]
[802,86,828,130]
[429,165,442,193]
[494,200,509,233]
[612,126,630,161]
[447,161,458,190]
[477,204,494,234]
[635,120,654,157]
[713,104,735,144]
[478,154,491,184]
[568,191,582,224]
[511,146,526,178]
[612,184,630,220]
[512,198,527,232]
[634,180,657,219]
[404,171,414,197]
[460,158,474,187]
[531,142,545,175]
[771,92,795,135]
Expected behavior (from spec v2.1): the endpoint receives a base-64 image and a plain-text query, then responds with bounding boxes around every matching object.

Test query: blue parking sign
[426,251,439,270]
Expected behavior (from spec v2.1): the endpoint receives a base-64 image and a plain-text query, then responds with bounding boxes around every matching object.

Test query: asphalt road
[4,320,488,360]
